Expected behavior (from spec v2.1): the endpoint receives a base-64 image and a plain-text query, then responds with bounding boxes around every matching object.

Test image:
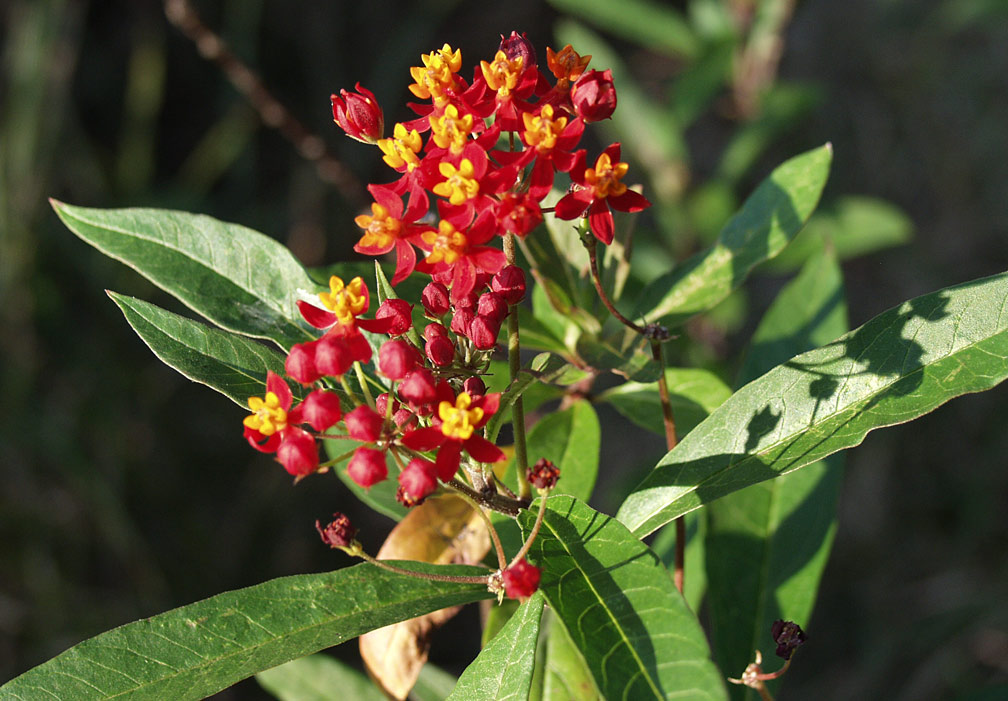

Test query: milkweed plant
[6,31,1008,701]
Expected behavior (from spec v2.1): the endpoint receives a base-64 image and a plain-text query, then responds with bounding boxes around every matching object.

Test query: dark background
[2,0,1007,698]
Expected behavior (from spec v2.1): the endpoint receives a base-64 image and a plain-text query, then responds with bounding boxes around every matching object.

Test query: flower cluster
[244,34,652,599]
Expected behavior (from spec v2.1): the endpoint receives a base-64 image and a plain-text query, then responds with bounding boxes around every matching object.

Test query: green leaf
[255,654,385,701]
[634,144,832,329]
[619,269,1008,537]
[522,495,727,700]
[597,367,732,438]
[651,511,707,614]
[447,592,545,701]
[108,292,291,407]
[706,249,848,694]
[539,612,601,701]
[53,201,317,348]
[548,0,698,57]
[1,562,493,700]
[505,400,601,503]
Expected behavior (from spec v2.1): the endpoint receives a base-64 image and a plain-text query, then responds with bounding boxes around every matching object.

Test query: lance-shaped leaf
[538,610,601,701]
[633,144,832,329]
[108,292,292,407]
[256,654,386,701]
[0,563,493,700]
[522,495,727,701]
[53,201,318,348]
[447,592,545,701]
[705,249,847,696]
[618,270,1008,537]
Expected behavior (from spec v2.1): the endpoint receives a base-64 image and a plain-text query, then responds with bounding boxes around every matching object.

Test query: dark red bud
[425,333,456,367]
[398,368,438,407]
[423,322,449,341]
[421,281,451,317]
[316,512,357,548]
[527,457,560,490]
[313,334,355,377]
[451,307,476,337]
[462,376,486,398]
[491,265,527,305]
[499,31,536,71]
[771,620,807,660]
[398,457,438,503]
[477,292,509,323]
[285,342,321,385]
[276,427,319,476]
[469,314,501,350]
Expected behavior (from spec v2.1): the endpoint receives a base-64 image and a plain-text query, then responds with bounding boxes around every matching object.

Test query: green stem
[358,552,490,585]
[503,233,531,500]
[353,361,376,409]
[509,491,548,568]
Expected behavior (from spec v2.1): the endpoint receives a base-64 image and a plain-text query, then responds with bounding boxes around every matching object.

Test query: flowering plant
[7,30,1008,701]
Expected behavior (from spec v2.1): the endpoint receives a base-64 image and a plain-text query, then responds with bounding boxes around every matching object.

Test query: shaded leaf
[447,592,545,701]
[1,563,493,700]
[651,511,707,614]
[485,353,574,443]
[548,0,698,57]
[109,292,292,407]
[707,248,848,696]
[619,269,1008,537]
[360,496,491,700]
[255,654,385,701]
[53,201,318,348]
[539,611,601,701]
[522,495,727,700]
[598,367,732,438]
[634,144,832,328]
[411,664,459,701]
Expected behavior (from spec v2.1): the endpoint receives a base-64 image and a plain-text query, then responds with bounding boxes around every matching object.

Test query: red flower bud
[397,368,438,407]
[527,457,560,490]
[377,393,415,428]
[423,322,449,341]
[491,265,527,305]
[398,457,438,503]
[378,339,421,380]
[771,620,808,660]
[331,83,384,144]
[276,427,319,476]
[316,513,357,548]
[451,307,475,337]
[571,69,616,123]
[425,333,456,367]
[499,31,537,71]
[421,281,451,317]
[347,446,388,487]
[462,376,486,399]
[502,558,541,599]
[344,405,385,442]
[375,298,414,336]
[477,292,509,323]
[286,342,321,385]
[469,314,501,350]
[299,390,342,431]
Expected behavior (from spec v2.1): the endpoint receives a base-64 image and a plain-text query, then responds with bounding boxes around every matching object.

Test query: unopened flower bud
[423,322,449,341]
[299,390,342,431]
[316,513,358,548]
[527,457,560,490]
[313,334,355,377]
[421,281,451,317]
[425,333,456,367]
[571,69,616,123]
[491,265,527,305]
[375,298,414,336]
[462,376,486,399]
[344,405,385,442]
[451,307,475,337]
[398,368,438,407]
[469,314,501,350]
[378,339,421,380]
[499,31,536,71]
[347,446,387,487]
[331,83,384,144]
[502,558,541,599]
[771,620,807,660]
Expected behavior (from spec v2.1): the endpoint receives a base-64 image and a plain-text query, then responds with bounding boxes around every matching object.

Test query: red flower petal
[434,440,463,481]
[297,300,337,329]
[463,434,506,464]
